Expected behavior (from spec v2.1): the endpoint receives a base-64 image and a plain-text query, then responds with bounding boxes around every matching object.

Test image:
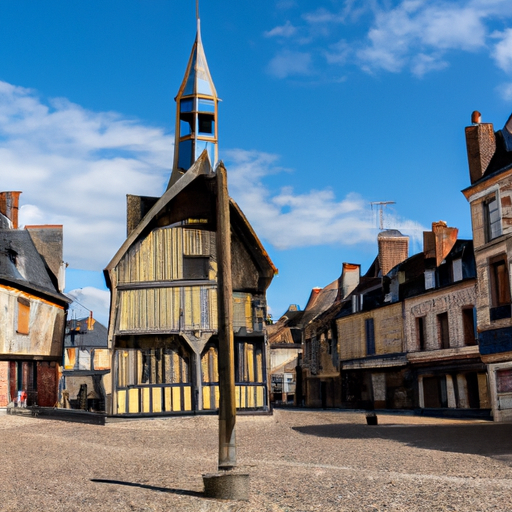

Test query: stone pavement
[0,409,511,511]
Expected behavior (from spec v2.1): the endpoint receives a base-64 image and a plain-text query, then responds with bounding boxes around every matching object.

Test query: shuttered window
[17,298,30,335]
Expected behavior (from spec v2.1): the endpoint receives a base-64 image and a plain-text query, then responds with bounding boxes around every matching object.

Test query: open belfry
[104,14,276,417]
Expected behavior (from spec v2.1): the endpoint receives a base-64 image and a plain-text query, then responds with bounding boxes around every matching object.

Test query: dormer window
[452,258,463,282]
[425,269,435,290]
[7,248,17,265]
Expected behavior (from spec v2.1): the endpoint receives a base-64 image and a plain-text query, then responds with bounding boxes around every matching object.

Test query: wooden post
[216,164,237,470]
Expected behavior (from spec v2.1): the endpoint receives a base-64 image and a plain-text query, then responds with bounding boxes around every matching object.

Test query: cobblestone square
[1,409,511,511]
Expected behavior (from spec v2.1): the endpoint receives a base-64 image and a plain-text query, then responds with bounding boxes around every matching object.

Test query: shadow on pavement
[292,423,512,464]
[91,479,204,498]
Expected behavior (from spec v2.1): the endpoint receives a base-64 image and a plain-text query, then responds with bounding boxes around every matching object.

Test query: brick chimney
[465,111,496,184]
[378,230,409,276]
[0,191,21,229]
[423,221,458,267]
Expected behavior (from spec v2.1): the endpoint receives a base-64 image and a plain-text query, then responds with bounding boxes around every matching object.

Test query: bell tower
[168,11,219,188]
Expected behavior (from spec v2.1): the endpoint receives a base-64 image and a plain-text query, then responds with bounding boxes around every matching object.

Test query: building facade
[104,19,276,417]
[463,111,512,421]
[60,314,110,412]
[0,191,69,408]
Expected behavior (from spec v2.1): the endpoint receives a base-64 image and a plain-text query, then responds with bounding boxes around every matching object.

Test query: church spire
[168,11,219,188]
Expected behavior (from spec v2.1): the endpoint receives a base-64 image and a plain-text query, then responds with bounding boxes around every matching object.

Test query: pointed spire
[168,11,219,188]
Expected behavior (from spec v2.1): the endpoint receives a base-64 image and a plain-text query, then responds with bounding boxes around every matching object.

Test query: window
[489,255,511,320]
[16,297,30,335]
[179,113,194,136]
[452,258,463,282]
[198,114,214,135]
[425,270,435,290]
[484,193,502,242]
[462,308,477,346]
[437,312,449,349]
[236,341,263,383]
[490,256,511,306]
[304,339,311,362]
[365,318,375,356]
[178,140,193,170]
[416,316,426,350]
[183,256,209,280]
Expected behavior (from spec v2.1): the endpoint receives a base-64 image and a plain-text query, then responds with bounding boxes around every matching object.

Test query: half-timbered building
[104,19,276,416]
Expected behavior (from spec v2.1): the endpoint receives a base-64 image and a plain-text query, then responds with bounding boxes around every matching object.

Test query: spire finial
[196,0,199,21]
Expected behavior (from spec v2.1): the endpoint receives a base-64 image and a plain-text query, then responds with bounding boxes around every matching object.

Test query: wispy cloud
[67,287,111,326]
[264,20,297,39]
[224,149,426,250]
[264,0,512,85]
[0,81,173,270]
[493,28,512,73]
[1,80,425,296]
[267,50,313,78]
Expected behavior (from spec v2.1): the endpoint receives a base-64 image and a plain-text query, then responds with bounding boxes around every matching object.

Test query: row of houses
[3,12,512,423]
[269,110,512,422]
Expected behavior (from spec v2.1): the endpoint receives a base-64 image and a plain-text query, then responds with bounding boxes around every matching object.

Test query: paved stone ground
[1,409,512,511]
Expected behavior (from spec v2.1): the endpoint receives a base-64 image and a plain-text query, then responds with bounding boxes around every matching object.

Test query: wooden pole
[216,164,237,470]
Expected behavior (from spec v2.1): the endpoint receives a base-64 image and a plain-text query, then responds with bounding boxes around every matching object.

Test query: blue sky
[2,0,512,324]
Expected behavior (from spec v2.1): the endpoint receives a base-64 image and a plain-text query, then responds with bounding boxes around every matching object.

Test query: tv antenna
[370,201,396,230]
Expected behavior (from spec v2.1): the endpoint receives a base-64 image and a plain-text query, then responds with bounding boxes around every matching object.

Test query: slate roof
[65,317,108,348]
[0,229,69,304]
[300,279,340,327]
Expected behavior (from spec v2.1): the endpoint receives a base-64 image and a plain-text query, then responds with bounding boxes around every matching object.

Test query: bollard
[366,412,378,425]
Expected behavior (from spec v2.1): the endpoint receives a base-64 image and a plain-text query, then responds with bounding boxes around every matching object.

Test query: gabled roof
[104,151,276,285]
[301,279,340,327]
[0,229,70,304]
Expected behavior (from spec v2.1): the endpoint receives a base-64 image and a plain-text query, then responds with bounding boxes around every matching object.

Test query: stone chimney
[378,230,409,276]
[423,221,458,267]
[127,194,159,237]
[465,111,496,184]
[339,263,360,300]
[0,191,21,229]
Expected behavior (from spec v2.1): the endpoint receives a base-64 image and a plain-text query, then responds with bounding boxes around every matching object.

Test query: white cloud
[267,50,313,78]
[224,149,426,250]
[266,0,512,79]
[325,40,351,65]
[0,81,174,270]
[302,8,345,25]
[493,28,512,74]
[67,287,111,327]
[411,53,449,77]
[358,1,487,74]
[264,21,297,39]
[1,80,426,300]
[498,82,512,101]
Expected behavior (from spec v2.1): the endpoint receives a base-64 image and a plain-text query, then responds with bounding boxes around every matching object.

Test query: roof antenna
[370,201,396,230]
